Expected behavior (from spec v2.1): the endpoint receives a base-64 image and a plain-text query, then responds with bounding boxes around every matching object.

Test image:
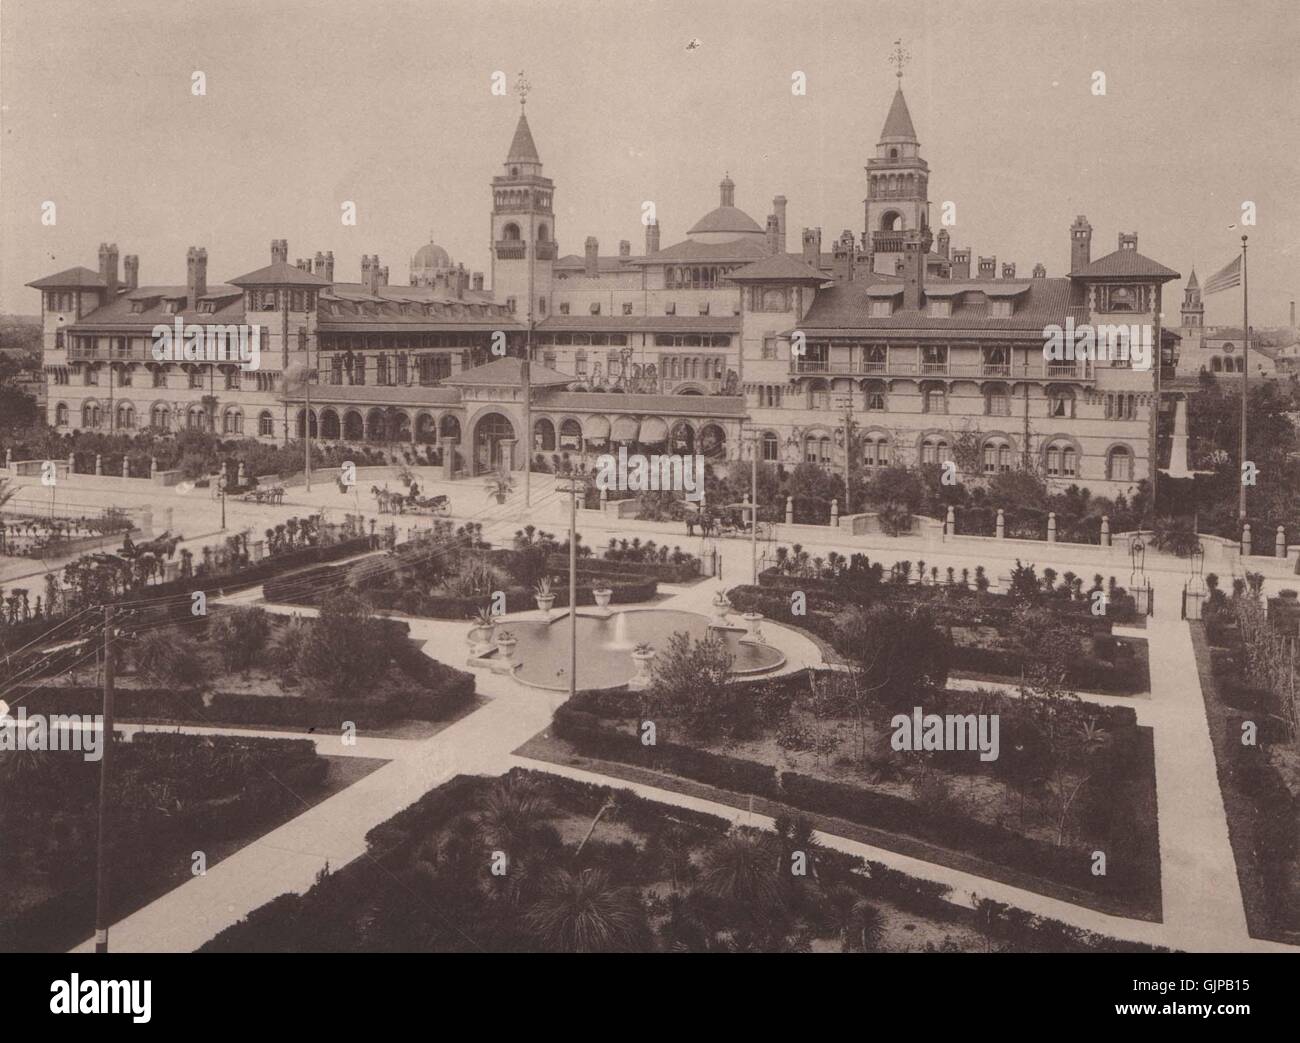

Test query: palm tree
[524,867,649,953]
[477,774,556,854]
[819,884,885,952]
[697,830,782,910]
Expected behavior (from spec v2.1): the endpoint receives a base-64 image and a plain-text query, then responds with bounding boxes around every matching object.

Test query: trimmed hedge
[547,554,700,584]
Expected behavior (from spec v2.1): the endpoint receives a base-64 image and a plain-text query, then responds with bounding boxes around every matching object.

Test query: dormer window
[927,298,951,318]
[870,299,893,318]
[130,301,145,314]
[589,302,601,316]
[199,300,216,314]
[559,302,570,315]
[622,302,633,315]
[989,299,1013,318]
[698,302,710,316]
[164,299,181,314]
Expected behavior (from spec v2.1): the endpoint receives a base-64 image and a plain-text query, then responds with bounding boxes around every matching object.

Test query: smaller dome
[413,241,451,269]
[687,205,764,237]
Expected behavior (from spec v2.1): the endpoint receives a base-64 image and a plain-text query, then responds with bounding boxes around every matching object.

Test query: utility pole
[304,353,313,493]
[94,604,115,953]
[1239,235,1249,523]
[556,472,588,699]
[841,396,855,514]
[522,356,531,510]
[750,431,758,585]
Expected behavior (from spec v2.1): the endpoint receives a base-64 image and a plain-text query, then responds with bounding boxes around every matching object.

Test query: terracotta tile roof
[1070,248,1180,280]
[727,254,831,282]
[506,111,541,164]
[27,266,107,289]
[67,285,245,327]
[630,238,771,265]
[443,356,573,387]
[538,315,739,333]
[880,87,917,141]
[545,390,747,416]
[229,261,331,287]
[687,205,765,236]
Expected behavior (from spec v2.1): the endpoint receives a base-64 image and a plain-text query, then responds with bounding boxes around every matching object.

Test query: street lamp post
[556,470,591,700]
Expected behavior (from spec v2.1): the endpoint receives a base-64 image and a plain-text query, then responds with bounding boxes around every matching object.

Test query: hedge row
[546,554,700,584]
[552,702,1152,902]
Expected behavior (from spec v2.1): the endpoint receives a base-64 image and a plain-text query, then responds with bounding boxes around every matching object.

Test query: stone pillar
[67,452,75,473]
[995,509,1005,539]
[498,438,518,473]
[785,496,794,525]
[150,456,158,477]
[252,540,265,562]
[94,454,102,476]
[1047,512,1057,543]
[163,560,180,582]
[4,448,11,470]
[121,457,130,478]
[1241,523,1252,557]
[442,437,458,480]
[1101,515,1111,547]
[1277,525,1287,558]
[945,505,955,534]
[830,498,838,526]
[238,461,246,486]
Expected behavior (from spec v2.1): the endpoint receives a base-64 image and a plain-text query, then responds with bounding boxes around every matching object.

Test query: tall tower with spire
[1180,269,1204,328]
[863,41,930,276]
[490,73,555,318]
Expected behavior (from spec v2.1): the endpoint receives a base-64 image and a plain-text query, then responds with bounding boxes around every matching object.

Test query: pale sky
[2,0,1297,325]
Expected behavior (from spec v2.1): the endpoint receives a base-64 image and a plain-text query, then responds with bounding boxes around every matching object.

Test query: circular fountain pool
[503,609,785,691]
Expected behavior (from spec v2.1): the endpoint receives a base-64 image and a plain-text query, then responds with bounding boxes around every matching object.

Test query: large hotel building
[30,83,1184,494]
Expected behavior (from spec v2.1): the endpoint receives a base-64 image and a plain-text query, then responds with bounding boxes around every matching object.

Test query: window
[188,367,204,389]
[921,345,948,374]
[258,411,275,437]
[116,402,135,430]
[761,431,779,461]
[922,386,946,414]
[151,404,171,432]
[863,435,890,468]
[982,439,1012,474]
[921,435,950,466]
[589,302,601,316]
[1046,441,1076,477]
[1107,445,1133,481]
[863,381,886,411]
[664,301,676,315]
[575,350,588,375]
[985,385,1010,416]
[116,365,133,387]
[55,402,69,426]
[223,407,243,435]
[1049,389,1074,418]
[804,433,832,463]
[808,380,830,410]
[84,365,99,387]
[761,337,777,360]
[698,302,710,316]
[81,401,101,428]
[622,302,633,315]
[224,367,240,390]
[559,302,570,315]
[506,297,517,313]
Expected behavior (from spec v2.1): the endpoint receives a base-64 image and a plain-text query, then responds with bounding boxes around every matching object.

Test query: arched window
[81,401,101,428]
[761,431,779,461]
[187,405,207,431]
[808,379,830,410]
[1045,441,1077,478]
[537,224,549,242]
[223,407,244,435]
[533,417,556,452]
[921,435,950,465]
[863,434,890,468]
[922,386,946,414]
[258,410,275,437]
[984,385,1010,417]
[804,432,832,464]
[502,223,521,241]
[863,380,887,411]
[1107,445,1133,481]
[55,402,69,426]
[116,402,135,430]
[982,438,1012,474]
[151,404,171,432]
[1049,388,1075,418]
[1210,357,1222,373]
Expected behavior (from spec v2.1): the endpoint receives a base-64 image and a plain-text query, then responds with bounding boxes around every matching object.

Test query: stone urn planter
[592,587,613,613]
[628,644,656,690]
[492,630,519,674]
[467,611,497,660]
[712,591,732,627]
[534,577,556,618]
[742,611,765,644]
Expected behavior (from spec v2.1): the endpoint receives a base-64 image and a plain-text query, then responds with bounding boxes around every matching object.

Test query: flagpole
[1239,235,1249,523]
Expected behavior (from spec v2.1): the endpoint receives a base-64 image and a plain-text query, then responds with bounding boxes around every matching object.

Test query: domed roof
[687,205,764,237]
[413,241,451,269]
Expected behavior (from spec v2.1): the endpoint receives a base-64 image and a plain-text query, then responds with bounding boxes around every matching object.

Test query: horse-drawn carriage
[683,501,773,540]
[371,484,450,515]
[238,483,286,505]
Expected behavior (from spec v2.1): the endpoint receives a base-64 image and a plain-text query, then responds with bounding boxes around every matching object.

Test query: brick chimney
[951,248,971,279]
[1070,216,1092,273]
[833,230,856,283]
[978,256,996,279]
[472,271,484,291]
[186,247,207,309]
[1118,232,1138,251]
[123,254,139,291]
[584,237,599,278]
[936,229,950,259]
[765,214,781,254]
[903,228,932,311]
[361,254,381,295]
[456,264,469,299]
[1032,263,1047,278]
[618,240,631,258]
[271,239,288,265]
[645,220,660,255]
[802,227,822,266]
[322,251,335,282]
[1002,262,1017,279]
[378,265,389,288]
[772,195,787,253]
[98,243,120,296]
[314,251,325,276]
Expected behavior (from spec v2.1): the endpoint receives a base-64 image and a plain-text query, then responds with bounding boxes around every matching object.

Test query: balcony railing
[791,358,1096,381]
[495,241,527,260]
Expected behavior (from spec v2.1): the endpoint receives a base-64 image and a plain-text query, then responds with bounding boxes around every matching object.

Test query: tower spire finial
[514,70,531,108]
[889,38,911,82]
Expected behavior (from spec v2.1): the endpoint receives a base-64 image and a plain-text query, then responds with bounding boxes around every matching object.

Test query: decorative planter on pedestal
[535,593,556,618]
[711,592,731,628]
[742,611,765,644]
[467,619,496,664]
[592,587,613,615]
[628,646,656,690]
[491,633,519,675]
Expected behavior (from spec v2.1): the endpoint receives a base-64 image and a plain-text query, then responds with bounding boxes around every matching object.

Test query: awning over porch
[584,415,610,440]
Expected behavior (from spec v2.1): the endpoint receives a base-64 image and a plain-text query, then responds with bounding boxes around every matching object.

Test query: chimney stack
[322,251,335,283]
[1118,232,1138,251]
[618,240,631,258]
[186,247,208,309]
[271,239,288,265]
[802,227,822,266]
[584,236,599,278]
[123,255,139,291]
[645,220,660,255]
[773,195,787,253]
[903,228,932,311]
[1291,300,1296,328]
[1070,215,1092,273]
[833,230,856,284]
[766,214,781,254]
[1001,262,1017,279]
[456,264,469,299]
[1032,263,1047,279]
[952,249,971,279]
[314,251,325,276]
[978,256,996,279]
[98,243,120,297]
[473,271,484,291]
[936,229,950,259]
[361,254,383,295]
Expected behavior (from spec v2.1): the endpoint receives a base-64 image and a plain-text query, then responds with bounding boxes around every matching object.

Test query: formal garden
[10,597,476,732]
[198,769,1163,953]
[1196,579,1300,944]
[266,521,701,619]
[0,731,346,953]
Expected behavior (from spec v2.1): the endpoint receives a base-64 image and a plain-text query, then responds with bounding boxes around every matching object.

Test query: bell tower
[864,41,929,276]
[1181,269,1204,328]
[490,73,555,320]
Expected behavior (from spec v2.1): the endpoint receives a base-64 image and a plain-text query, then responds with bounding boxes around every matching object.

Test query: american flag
[1203,254,1242,295]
